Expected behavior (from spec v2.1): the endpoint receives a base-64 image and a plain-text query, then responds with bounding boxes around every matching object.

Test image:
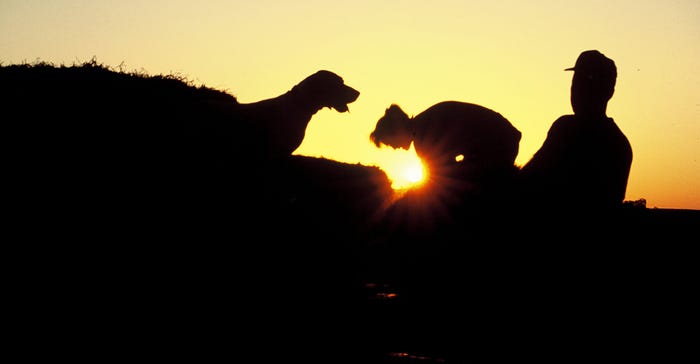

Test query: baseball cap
[565,50,617,81]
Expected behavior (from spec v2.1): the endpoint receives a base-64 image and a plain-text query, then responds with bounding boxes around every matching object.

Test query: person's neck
[572,100,608,118]
[576,111,607,119]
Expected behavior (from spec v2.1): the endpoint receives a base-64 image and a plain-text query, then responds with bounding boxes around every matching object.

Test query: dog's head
[292,70,360,112]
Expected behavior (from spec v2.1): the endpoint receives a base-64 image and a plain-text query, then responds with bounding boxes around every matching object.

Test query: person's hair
[369,104,409,147]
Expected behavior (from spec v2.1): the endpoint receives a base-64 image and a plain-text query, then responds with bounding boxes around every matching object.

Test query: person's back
[411,101,521,183]
[370,101,522,223]
[519,50,632,212]
[370,101,521,200]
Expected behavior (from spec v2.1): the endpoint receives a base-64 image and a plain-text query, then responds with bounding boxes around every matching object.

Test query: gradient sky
[2,0,698,210]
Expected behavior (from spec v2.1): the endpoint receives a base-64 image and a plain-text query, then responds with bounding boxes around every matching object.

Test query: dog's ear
[293,70,359,112]
[316,70,340,79]
[293,70,341,98]
[310,70,344,88]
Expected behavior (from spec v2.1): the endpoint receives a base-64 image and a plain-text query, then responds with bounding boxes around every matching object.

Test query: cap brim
[564,67,575,71]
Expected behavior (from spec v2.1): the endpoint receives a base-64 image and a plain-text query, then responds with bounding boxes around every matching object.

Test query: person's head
[369,104,413,150]
[566,50,617,116]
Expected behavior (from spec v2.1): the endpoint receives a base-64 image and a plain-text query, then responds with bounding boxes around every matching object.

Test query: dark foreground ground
[4,62,698,363]
[14,154,698,363]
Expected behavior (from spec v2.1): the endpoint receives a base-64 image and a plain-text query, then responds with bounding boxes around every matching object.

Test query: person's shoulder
[605,117,629,135]
[606,117,626,129]
[554,114,576,123]
[607,117,633,149]
[548,114,576,130]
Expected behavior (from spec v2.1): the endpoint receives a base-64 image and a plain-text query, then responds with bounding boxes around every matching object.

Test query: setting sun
[381,144,426,190]
[389,161,426,190]
[404,163,425,185]
[2,1,698,210]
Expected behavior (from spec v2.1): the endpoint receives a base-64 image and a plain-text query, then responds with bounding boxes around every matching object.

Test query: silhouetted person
[519,50,633,213]
[370,101,521,221]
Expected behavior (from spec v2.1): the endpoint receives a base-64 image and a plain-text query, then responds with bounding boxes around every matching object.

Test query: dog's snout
[347,86,360,101]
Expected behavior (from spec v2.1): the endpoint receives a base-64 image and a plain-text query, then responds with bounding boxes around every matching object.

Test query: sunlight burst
[371,143,427,191]
[404,163,424,184]
[389,158,426,190]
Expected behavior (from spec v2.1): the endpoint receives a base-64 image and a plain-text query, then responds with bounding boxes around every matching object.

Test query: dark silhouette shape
[0,62,365,228]
[179,69,359,175]
[519,50,633,212]
[370,101,522,219]
[235,70,360,160]
[3,60,697,364]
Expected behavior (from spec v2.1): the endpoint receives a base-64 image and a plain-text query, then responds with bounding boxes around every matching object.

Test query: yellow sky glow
[1,0,698,209]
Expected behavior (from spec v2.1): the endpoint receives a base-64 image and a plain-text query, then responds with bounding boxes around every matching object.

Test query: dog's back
[235,70,360,160]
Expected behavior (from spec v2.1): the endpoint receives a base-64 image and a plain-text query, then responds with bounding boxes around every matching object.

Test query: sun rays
[383,144,427,191]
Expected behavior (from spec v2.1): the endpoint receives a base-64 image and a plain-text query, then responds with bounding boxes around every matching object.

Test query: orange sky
[1,0,698,210]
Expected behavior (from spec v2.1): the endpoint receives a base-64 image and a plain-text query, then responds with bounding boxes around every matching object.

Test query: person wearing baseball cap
[519,50,633,213]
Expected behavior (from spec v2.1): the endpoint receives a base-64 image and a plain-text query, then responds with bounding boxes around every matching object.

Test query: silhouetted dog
[235,70,360,160]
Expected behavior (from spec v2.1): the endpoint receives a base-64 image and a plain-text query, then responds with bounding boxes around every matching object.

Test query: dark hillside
[3,61,697,363]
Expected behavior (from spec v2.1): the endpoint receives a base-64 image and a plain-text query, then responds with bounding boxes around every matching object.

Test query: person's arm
[520,116,569,177]
[613,137,633,204]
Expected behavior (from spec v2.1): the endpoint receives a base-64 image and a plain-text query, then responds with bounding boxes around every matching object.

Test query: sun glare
[404,163,425,184]
[385,147,427,191]
[389,161,426,190]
